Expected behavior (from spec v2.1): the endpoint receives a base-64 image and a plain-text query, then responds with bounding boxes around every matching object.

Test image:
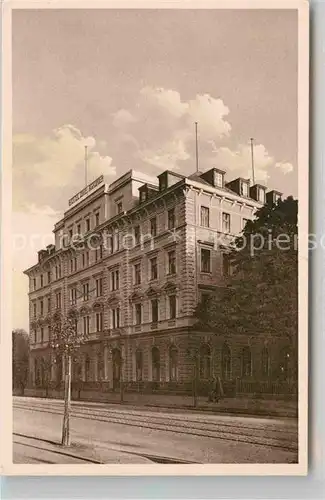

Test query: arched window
[241,346,252,377]
[97,351,104,381]
[136,349,143,382]
[85,354,91,382]
[169,346,178,382]
[261,347,270,378]
[112,348,121,387]
[199,344,211,379]
[152,346,160,382]
[222,343,231,380]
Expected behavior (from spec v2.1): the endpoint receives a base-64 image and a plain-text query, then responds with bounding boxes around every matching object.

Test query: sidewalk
[23,388,298,418]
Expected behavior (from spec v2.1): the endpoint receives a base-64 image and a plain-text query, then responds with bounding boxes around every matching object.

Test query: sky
[12,8,298,331]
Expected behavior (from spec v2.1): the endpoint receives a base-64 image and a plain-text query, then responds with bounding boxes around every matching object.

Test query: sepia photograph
[2,0,309,475]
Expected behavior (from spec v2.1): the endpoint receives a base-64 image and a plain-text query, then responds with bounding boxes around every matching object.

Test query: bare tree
[50,309,88,447]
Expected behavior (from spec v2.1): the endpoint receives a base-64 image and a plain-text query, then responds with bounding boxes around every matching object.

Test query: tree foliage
[12,329,29,391]
[196,197,298,354]
[50,309,88,355]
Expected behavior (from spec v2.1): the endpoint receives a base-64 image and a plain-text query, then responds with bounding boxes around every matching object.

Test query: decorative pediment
[93,301,104,312]
[79,305,90,316]
[36,318,44,327]
[146,286,160,298]
[52,311,62,322]
[129,291,144,302]
[43,314,52,325]
[107,293,120,305]
[162,281,178,294]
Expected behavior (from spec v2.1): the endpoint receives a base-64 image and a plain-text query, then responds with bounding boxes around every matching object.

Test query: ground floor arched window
[169,345,178,381]
[199,344,211,379]
[241,346,252,377]
[152,346,160,382]
[112,348,121,388]
[136,349,143,382]
[221,343,231,380]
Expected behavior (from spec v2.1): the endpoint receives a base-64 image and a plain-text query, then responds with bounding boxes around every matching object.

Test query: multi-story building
[24,168,288,397]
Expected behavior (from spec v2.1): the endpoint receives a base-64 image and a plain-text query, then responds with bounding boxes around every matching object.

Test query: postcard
[1,0,309,476]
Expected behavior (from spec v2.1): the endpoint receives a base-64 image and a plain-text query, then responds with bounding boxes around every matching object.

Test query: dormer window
[258,187,266,203]
[159,176,167,191]
[214,171,224,188]
[140,190,147,203]
[241,181,249,197]
[117,202,123,214]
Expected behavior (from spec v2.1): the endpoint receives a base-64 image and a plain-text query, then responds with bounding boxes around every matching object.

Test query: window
[96,277,103,297]
[215,172,223,187]
[201,293,210,306]
[222,253,230,276]
[111,270,119,291]
[95,212,100,227]
[261,347,270,378]
[96,312,103,332]
[82,251,89,267]
[274,193,281,203]
[199,344,211,379]
[151,346,160,382]
[95,244,103,262]
[55,264,62,279]
[151,299,159,323]
[135,303,142,325]
[33,303,37,317]
[222,212,231,233]
[85,218,90,232]
[83,316,90,336]
[136,350,143,382]
[55,291,61,309]
[85,354,91,381]
[222,343,231,380]
[33,278,36,290]
[117,202,123,214]
[258,188,266,203]
[77,224,81,235]
[47,297,51,313]
[69,229,73,240]
[114,232,120,252]
[200,206,210,227]
[40,300,44,316]
[112,308,120,329]
[241,346,252,377]
[40,327,44,343]
[47,271,51,284]
[169,295,177,319]
[134,226,141,245]
[70,287,77,306]
[241,182,249,197]
[169,346,178,382]
[150,257,158,280]
[40,274,44,287]
[83,283,89,301]
[150,217,157,237]
[168,208,175,230]
[201,248,211,273]
[134,263,141,285]
[168,250,176,275]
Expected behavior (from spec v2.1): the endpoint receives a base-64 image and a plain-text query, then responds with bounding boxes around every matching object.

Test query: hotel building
[24,167,289,397]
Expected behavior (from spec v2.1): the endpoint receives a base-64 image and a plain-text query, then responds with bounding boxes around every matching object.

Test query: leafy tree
[196,197,298,384]
[50,309,88,446]
[12,329,29,394]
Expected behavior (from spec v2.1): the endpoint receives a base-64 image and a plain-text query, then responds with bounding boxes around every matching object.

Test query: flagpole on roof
[195,122,199,173]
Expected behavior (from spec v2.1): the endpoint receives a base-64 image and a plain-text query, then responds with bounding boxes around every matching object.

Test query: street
[13,396,298,464]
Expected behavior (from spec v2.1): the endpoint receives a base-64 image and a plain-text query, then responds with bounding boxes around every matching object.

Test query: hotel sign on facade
[68,175,104,207]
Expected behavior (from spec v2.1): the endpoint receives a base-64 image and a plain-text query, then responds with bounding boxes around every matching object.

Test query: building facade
[24,168,291,397]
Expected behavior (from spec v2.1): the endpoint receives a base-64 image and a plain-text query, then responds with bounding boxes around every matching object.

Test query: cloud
[210,143,293,184]
[13,124,116,211]
[275,161,294,174]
